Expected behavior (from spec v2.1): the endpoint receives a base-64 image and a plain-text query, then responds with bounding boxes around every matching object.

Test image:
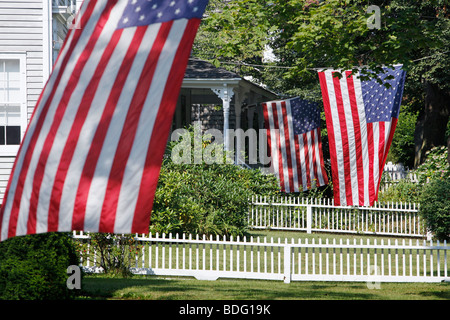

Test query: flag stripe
[285,100,300,191]
[272,103,286,190]
[294,135,304,189]
[318,72,340,203]
[72,24,152,231]
[262,97,328,193]
[132,18,202,233]
[47,28,124,232]
[98,22,173,233]
[318,66,405,206]
[345,71,365,205]
[333,74,353,205]
[302,133,311,188]
[316,127,328,186]
[27,0,119,236]
[281,100,294,191]
[2,0,107,239]
[0,0,210,241]
[55,26,138,232]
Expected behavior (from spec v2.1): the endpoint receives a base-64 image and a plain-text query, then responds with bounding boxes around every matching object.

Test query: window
[0,53,27,155]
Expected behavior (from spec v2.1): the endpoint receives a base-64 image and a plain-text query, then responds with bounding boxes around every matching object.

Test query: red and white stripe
[318,70,397,207]
[0,0,202,241]
[262,99,328,193]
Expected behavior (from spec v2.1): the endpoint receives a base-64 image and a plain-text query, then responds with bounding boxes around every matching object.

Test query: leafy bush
[388,109,418,168]
[0,232,80,300]
[151,161,279,237]
[378,179,422,203]
[150,125,280,237]
[76,233,142,278]
[419,178,450,241]
[416,146,449,182]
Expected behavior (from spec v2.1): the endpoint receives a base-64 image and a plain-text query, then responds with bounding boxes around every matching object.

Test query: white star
[152,4,157,9]
[123,17,129,23]
[131,0,137,4]
[157,11,163,18]
[170,1,176,6]
[135,6,141,12]
[175,8,181,14]
[193,6,198,12]
[139,14,145,21]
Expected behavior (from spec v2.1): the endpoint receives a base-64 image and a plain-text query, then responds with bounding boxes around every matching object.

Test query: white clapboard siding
[0,0,46,202]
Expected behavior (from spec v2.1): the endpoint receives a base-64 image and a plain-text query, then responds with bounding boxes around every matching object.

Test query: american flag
[318,65,406,206]
[0,0,209,241]
[262,97,328,193]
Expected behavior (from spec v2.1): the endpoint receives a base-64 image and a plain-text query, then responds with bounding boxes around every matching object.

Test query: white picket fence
[73,232,449,283]
[248,196,425,238]
[380,162,420,192]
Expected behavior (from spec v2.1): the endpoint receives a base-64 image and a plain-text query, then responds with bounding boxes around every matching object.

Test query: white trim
[0,52,27,156]
[43,0,52,81]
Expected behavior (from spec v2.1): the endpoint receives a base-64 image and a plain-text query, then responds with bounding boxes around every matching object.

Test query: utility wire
[216,50,449,70]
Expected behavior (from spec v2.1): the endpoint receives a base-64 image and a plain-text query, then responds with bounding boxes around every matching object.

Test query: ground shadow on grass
[211,280,378,300]
[80,277,195,299]
[80,276,383,300]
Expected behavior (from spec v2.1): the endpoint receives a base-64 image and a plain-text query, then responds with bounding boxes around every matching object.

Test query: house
[0,0,81,202]
[175,57,277,158]
[0,1,277,202]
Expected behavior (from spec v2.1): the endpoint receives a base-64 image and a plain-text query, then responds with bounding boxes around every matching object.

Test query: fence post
[284,244,291,283]
[307,205,312,234]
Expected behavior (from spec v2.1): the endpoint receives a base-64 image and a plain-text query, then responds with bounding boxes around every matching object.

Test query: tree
[194,0,450,166]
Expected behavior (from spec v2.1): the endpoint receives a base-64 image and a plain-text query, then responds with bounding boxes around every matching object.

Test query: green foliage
[416,146,450,183]
[152,162,280,237]
[419,178,450,241]
[377,179,421,204]
[195,1,449,95]
[0,232,80,300]
[388,108,418,168]
[150,126,280,237]
[78,233,142,278]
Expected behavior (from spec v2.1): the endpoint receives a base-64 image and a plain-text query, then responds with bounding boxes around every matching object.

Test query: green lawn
[79,274,449,300]
[75,230,449,301]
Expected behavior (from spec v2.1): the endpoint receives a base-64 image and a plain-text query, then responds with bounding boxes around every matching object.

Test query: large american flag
[262,97,328,193]
[318,65,406,206]
[0,0,209,241]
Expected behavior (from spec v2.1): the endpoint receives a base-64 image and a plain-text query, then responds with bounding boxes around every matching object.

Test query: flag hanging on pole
[262,97,329,193]
[0,0,209,241]
[318,65,406,206]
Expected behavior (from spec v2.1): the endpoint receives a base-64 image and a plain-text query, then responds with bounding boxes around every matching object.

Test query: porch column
[234,88,243,164]
[212,84,234,152]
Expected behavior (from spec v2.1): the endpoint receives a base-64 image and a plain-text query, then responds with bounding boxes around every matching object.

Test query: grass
[79,274,449,300]
[75,230,449,301]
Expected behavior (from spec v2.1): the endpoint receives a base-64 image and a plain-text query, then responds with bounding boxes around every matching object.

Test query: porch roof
[182,57,277,101]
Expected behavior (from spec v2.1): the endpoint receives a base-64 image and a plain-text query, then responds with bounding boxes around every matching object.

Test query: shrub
[150,125,280,237]
[0,232,80,300]
[151,162,279,237]
[79,233,142,278]
[419,178,450,241]
[416,146,449,183]
[377,179,422,203]
[388,110,418,168]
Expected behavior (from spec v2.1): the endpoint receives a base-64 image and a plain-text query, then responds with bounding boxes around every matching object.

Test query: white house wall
[0,0,47,202]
